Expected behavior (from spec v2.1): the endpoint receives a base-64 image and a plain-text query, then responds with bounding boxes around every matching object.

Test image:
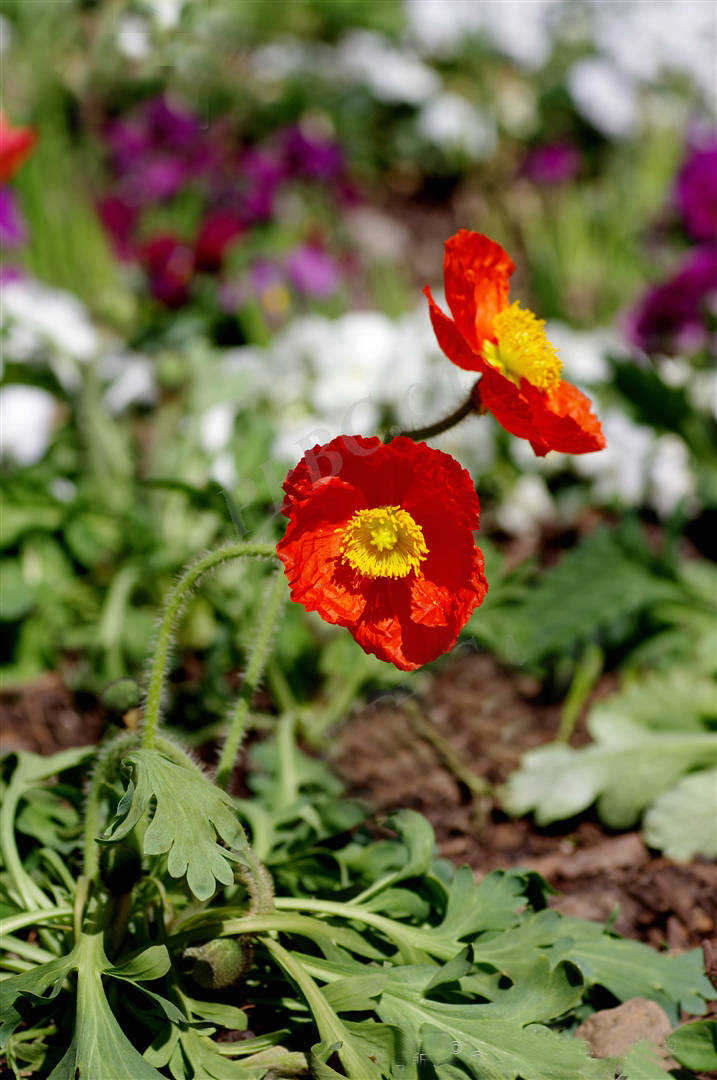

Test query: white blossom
[417,93,496,159]
[0,385,58,465]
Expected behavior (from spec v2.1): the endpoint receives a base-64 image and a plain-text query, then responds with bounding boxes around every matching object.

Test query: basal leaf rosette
[277,435,488,671]
[424,229,606,457]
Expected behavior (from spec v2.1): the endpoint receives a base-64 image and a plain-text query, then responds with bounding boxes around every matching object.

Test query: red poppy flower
[424,230,605,457]
[277,435,488,671]
[0,114,36,182]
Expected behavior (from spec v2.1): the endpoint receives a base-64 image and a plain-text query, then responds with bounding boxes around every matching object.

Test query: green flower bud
[182,937,251,989]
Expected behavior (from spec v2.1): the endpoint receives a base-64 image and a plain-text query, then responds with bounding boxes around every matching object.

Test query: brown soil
[333,650,717,957]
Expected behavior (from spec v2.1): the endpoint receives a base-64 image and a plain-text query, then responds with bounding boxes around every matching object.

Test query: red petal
[0,122,36,182]
[524,380,606,455]
[478,366,548,451]
[277,483,366,625]
[423,286,485,372]
[443,230,513,350]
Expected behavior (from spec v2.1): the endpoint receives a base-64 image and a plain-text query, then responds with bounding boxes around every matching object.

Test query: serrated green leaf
[643,769,717,861]
[377,957,611,1080]
[472,910,565,981]
[667,1018,717,1071]
[559,921,712,1020]
[619,1039,677,1079]
[590,669,716,733]
[100,749,250,901]
[469,524,679,668]
[502,716,716,829]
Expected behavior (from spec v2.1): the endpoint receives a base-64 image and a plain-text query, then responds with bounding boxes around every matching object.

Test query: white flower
[0,13,12,55]
[405,0,559,67]
[338,31,440,104]
[589,0,716,100]
[417,93,496,159]
[496,474,555,536]
[199,402,237,454]
[573,410,653,505]
[1,279,99,361]
[479,0,560,70]
[0,385,58,465]
[344,207,410,262]
[116,15,152,60]
[567,57,639,137]
[545,322,614,385]
[208,451,237,490]
[141,0,185,30]
[649,434,696,518]
[688,370,717,421]
[103,355,157,414]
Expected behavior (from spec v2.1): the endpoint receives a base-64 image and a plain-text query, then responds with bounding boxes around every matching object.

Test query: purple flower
[282,125,344,181]
[145,96,201,150]
[0,186,26,247]
[522,141,582,185]
[626,244,717,355]
[675,140,717,241]
[286,244,340,298]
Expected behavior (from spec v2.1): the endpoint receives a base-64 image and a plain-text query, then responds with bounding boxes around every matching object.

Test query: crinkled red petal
[443,230,513,351]
[523,379,606,455]
[277,481,367,624]
[478,366,548,451]
[278,437,488,671]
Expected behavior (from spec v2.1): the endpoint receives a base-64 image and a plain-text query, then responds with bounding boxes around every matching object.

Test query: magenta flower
[286,244,340,298]
[0,187,26,247]
[627,245,717,355]
[522,141,582,185]
[675,140,717,241]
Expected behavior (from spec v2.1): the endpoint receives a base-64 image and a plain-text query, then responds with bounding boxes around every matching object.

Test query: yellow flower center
[338,505,428,579]
[483,301,562,391]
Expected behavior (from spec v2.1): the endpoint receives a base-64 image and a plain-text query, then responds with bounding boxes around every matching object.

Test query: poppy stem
[142,541,277,752]
[215,567,287,790]
[387,382,481,443]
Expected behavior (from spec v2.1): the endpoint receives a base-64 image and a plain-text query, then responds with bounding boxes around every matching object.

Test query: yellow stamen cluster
[338,505,428,579]
[483,301,562,391]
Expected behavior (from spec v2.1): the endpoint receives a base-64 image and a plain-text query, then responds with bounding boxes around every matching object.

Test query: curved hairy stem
[142,541,277,751]
[215,568,287,789]
[387,382,481,443]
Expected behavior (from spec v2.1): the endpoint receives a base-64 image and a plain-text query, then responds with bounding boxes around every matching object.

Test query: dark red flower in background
[277,436,488,671]
[424,230,605,457]
[141,234,194,308]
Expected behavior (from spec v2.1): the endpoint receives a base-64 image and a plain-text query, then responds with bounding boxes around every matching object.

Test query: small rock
[575,998,676,1068]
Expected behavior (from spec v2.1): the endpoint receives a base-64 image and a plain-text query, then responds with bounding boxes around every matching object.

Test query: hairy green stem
[386,383,480,443]
[82,732,138,880]
[215,568,287,789]
[142,541,277,751]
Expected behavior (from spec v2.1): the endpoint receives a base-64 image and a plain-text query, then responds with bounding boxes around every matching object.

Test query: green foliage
[100,747,251,901]
[667,1019,717,1072]
[502,659,717,856]
[643,769,717,862]
[467,522,690,677]
[2,732,712,1080]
